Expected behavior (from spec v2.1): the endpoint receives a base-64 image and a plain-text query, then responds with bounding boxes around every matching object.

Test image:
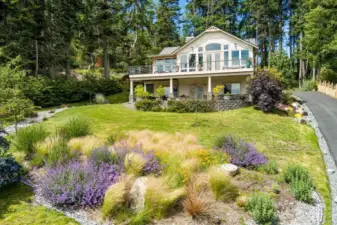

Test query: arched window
[205,43,221,51]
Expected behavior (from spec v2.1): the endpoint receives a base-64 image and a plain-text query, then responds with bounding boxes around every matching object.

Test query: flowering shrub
[219,135,267,168]
[192,149,229,170]
[38,160,119,208]
[0,155,22,188]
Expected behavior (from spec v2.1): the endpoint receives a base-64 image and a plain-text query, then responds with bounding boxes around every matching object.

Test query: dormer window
[205,43,221,51]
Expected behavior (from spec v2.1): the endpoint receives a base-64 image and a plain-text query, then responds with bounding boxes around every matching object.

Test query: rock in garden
[334,196,337,203]
[327,169,335,174]
[219,163,239,176]
[291,102,301,109]
[129,177,148,212]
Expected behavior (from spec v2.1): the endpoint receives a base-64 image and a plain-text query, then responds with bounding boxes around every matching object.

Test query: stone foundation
[214,99,251,111]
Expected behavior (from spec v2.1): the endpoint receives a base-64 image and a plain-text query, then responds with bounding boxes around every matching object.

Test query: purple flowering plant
[39,160,119,208]
[219,134,267,168]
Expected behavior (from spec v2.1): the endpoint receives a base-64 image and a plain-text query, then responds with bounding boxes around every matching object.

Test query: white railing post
[129,80,134,103]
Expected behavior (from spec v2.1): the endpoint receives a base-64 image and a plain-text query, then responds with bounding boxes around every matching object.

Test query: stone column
[169,78,174,99]
[207,76,212,100]
[129,80,134,103]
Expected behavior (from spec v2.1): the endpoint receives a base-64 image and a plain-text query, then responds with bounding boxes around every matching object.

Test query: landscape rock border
[301,102,337,225]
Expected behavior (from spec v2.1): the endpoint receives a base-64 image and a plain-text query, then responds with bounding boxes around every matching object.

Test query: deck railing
[129,59,253,75]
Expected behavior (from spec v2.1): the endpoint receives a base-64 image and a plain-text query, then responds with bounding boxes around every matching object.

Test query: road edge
[301,102,337,225]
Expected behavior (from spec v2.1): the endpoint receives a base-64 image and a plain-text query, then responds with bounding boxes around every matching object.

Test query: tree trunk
[66,43,71,79]
[299,31,304,87]
[35,39,39,77]
[313,63,316,81]
[14,114,18,134]
[268,21,272,68]
[279,0,283,51]
[103,36,110,78]
[289,5,293,68]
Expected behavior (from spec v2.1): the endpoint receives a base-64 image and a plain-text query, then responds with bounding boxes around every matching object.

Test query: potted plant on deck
[213,85,224,100]
[135,85,149,101]
[156,85,166,101]
[224,92,231,100]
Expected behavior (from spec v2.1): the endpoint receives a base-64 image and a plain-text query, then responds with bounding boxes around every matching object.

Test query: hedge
[135,99,162,111]
[167,100,215,113]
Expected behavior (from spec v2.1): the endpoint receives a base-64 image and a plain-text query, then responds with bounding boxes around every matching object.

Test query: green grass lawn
[0,183,78,225]
[40,104,331,225]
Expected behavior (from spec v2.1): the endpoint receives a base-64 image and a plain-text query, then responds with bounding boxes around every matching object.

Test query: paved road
[296,91,337,165]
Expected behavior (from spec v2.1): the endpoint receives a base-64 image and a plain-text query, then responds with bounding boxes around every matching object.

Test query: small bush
[247,70,283,112]
[283,164,314,203]
[58,118,91,140]
[247,193,275,224]
[135,99,161,111]
[95,93,107,104]
[0,155,22,188]
[102,178,131,217]
[39,160,119,208]
[13,125,48,158]
[236,195,248,208]
[208,168,238,202]
[89,146,116,164]
[258,160,279,174]
[219,134,267,168]
[167,100,215,113]
[290,179,314,203]
[301,80,317,91]
[68,135,104,156]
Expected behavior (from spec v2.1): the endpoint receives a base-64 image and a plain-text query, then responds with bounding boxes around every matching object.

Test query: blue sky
[179,0,187,13]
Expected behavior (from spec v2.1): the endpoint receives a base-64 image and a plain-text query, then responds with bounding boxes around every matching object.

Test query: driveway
[296,91,337,165]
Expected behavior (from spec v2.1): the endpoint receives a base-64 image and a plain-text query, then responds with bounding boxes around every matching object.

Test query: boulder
[291,102,301,109]
[129,177,148,212]
[219,163,239,176]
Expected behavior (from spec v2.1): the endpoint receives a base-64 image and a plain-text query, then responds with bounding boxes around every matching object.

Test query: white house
[128,26,257,102]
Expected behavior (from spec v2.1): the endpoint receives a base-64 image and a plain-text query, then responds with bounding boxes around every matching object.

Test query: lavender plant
[219,135,267,168]
[38,160,119,208]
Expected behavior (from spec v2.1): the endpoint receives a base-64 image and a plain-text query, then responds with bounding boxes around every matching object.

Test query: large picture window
[156,59,163,72]
[224,83,241,94]
[189,54,196,72]
[205,43,221,51]
[180,55,187,72]
[232,50,240,66]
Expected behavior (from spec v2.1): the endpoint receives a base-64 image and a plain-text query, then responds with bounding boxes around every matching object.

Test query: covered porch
[129,74,250,103]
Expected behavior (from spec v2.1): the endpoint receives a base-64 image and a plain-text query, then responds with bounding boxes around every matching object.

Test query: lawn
[0,183,78,225]
[40,104,331,224]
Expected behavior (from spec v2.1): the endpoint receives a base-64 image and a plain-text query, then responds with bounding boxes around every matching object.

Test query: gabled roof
[170,26,258,55]
[158,47,180,56]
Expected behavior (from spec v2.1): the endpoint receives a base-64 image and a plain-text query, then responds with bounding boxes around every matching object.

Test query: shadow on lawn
[0,183,34,219]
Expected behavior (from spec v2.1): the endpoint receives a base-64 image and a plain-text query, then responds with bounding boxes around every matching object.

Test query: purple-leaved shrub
[219,135,267,168]
[38,160,119,208]
[114,142,162,175]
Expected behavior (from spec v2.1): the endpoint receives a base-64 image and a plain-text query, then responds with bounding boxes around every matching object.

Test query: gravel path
[2,108,67,136]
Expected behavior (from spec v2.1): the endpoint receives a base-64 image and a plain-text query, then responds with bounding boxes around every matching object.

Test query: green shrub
[282,90,293,104]
[58,118,91,140]
[247,193,275,224]
[13,125,48,158]
[167,100,215,113]
[106,132,126,145]
[22,76,122,107]
[95,93,107,104]
[257,160,279,174]
[209,168,239,202]
[135,100,161,112]
[283,164,312,184]
[106,92,129,104]
[236,195,248,208]
[320,67,337,83]
[301,80,317,91]
[290,179,314,203]
[283,164,314,203]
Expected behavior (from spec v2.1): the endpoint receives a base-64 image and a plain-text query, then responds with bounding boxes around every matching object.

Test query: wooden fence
[318,81,337,98]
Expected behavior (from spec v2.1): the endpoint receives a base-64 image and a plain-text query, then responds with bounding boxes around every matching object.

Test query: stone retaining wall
[214,99,251,111]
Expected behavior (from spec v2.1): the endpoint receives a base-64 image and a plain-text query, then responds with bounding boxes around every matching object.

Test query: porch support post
[129,80,134,103]
[169,78,174,98]
[207,76,212,100]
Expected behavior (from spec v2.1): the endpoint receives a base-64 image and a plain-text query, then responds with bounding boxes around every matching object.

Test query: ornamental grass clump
[219,134,267,168]
[182,180,209,218]
[144,176,186,219]
[95,93,107,104]
[102,177,133,217]
[38,160,119,208]
[68,135,104,156]
[13,125,48,158]
[247,193,275,224]
[58,118,91,140]
[208,167,238,202]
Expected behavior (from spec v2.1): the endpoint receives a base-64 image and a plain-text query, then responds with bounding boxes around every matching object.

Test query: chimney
[185,36,194,43]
